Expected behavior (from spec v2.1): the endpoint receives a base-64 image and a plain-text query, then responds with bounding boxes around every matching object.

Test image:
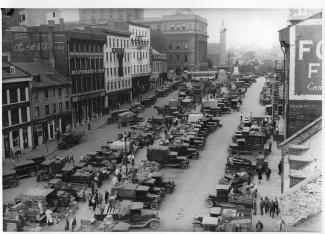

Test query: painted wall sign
[289,18,322,100]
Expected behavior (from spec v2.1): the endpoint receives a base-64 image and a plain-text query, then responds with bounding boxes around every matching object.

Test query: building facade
[19,9,63,27]
[278,12,322,138]
[79,9,144,24]
[150,48,167,89]
[12,62,71,147]
[2,62,33,159]
[136,10,208,72]
[102,28,132,109]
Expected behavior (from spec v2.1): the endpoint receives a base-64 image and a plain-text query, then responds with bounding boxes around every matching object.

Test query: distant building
[207,43,221,68]
[79,9,144,24]
[2,61,33,159]
[287,8,322,25]
[136,10,208,72]
[19,9,63,27]
[12,61,71,147]
[150,48,167,89]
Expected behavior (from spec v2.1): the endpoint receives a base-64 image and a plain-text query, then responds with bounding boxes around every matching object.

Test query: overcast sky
[61,8,288,50]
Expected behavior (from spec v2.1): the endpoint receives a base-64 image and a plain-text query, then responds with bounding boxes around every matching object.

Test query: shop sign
[290,18,322,100]
[112,48,125,53]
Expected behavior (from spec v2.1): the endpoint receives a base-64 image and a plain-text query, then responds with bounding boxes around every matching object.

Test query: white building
[127,22,151,99]
[102,29,132,109]
[19,9,63,27]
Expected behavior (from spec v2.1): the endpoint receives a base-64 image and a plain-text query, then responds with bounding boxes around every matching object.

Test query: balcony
[71,68,105,75]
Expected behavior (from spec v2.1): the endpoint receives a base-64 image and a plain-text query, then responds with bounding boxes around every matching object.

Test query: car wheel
[149,220,159,229]
[192,154,199,160]
[150,202,159,210]
[30,170,36,177]
[9,180,18,188]
[180,163,186,169]
[165,186,172,194]
[206,199,214,208]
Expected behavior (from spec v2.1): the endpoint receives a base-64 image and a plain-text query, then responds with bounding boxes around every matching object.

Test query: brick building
[12,61,71,147]
[2,62,32,158]
[150,48,167,89]
[136,10,208,72]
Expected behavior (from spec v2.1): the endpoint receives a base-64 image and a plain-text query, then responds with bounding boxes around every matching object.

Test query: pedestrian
[109,192,117,209]
[91,195,96,211]
[270,199,275,218]
[131,154,135,166]
[269,142,272,153]
[45,209,54,226]
[71,215,77,231]
[256,220,264,232]
[264,197,270,214]
[278,161,282,175]
[64,216,70,231]
[275,198,279,215]
[105,191,109,204]
[257,168,262,184]
[240,112,243,122]
[117,173,122,183]
[259,197,265,215]
[265,167,271,181]
[88,193,92,208]
[98,193,103,206]
[264,148,269,159]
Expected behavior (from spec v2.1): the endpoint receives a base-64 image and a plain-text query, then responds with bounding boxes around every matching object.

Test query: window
[114,68,116,75]
[117,39,119,48]
[53,11,56,17]
[12,130,20,148]
[11,109,19,125]
[185,55,188,63]
[169,55,172,60]
[114,81,117,89]
[21,14,26,22]
[176,43,180,49]
[10,66,15,74]
[133,52,135,59]
[184,42,188,49]
[35,107,40,117]
[113,38,115,47]
[176,25,180,30]
[109,38,111,47]
[182,24,186,30]
[169,42,172,50]
[110,68,113,76]
[3,90,7,104]
[65,101,69,110]
[53,103,56,113]
[45,89,49,98]
[45,105,49,115]
[3,111,9,126]
[171,25,174,30]
[10,89,18,103]
[52,88,56,97]
[59,102,63,112]
[177,55,180,61]
[118,81,121,88]
[127,40,129,48]
[21,107,27,122]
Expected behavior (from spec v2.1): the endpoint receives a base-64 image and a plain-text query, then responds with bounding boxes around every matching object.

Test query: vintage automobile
[230,99,240,111]
[107,109,130,123]
[113,201,160,229]
[118,111,145,126]
[135,178,166,198]
[205,184,256,210]
[58,132,84,149]
[129,103,144,114]
[12,159,38,178]
[111,183,161,210]
[147,145,190,169]
[149,172,175,194]
[36,156,67,182]
[192,216,219,232]
[170,143,199,160]
[3,170,19,188]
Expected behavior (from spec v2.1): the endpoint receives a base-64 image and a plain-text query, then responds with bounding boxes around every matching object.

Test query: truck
[147,145,190,169]
[205,184,256,210]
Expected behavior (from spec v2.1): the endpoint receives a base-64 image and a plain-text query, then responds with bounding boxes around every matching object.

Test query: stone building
[79,9,144,24]
[135,10,208,72]
[101,28,133,109]
[12,61,71,147]
[150,48,167,89]
[2,61,32,159]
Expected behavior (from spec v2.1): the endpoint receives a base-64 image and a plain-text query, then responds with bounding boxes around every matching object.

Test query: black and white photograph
[1,1,323,232]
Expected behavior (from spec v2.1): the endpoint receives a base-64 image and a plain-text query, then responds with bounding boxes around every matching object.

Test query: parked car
[3,170,19,188]
[13,159,38,178]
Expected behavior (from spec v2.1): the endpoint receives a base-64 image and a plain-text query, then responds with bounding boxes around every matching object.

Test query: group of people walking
[259,197,280,217]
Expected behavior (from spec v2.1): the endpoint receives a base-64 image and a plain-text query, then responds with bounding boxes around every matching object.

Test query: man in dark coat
[278,161,282,175]
[270,200,275,218]
[256,220,263,232]
[259,197,265,215]
[265,167,271,181]
[264,197,270,214]
[104,191,109,204]
[275,198,280,215]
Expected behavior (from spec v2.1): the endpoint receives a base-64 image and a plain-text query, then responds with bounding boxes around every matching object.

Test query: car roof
[3,169,16,176]
[216,184,231,190]
[14,159,35,167]
[130,202,144,210]
[136,185,150,191]
[202,216,219,225]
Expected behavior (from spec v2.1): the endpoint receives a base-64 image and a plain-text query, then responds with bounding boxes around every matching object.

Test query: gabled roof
[12,61,70,88]
[2,61,30,79]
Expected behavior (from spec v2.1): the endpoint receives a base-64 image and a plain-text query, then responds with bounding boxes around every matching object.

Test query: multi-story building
[3,25,107,126]
[136,10,208,72]
[150,48,167,89]
[115,22,151,98]
[12,61,71,147]
[79,9,144,24]
[19,9,63,27]
[101,28,132,109]
[278,12,322,138]
[2,61,32,159]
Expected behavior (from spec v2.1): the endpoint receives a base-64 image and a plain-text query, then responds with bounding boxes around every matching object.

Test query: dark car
[149,172,175,194]
[13,159,38,178]
[3,170,19,188]
[170,143,199,160]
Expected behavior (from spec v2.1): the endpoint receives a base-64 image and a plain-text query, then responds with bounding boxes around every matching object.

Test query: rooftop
[2,61,30,79]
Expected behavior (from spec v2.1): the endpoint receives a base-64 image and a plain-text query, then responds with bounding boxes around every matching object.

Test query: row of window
[34,101,69,117]
[2,87,28,105]
[132,28,147,37]
[170,24,187,31]
[107,79,131,91]
[168,54,189,63]
[69,41,102,53]
[105,51,149,63]
[169,41,188,50]
[71,75,105,94]
[3,107,28,127]
[152,62,165,72]
[106,64,150,77]
[130,39,149,48]
[108,37,129,49]
[34,87,69,100]
[70,58,104,71]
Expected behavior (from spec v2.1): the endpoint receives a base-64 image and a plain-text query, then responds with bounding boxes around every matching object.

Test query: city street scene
[1,7,322,232]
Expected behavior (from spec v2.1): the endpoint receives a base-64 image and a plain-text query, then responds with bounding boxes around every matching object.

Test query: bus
[188,71,218,81]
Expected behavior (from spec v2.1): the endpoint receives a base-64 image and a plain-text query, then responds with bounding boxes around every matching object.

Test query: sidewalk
[2,84,168,169]
[251,137,283,232]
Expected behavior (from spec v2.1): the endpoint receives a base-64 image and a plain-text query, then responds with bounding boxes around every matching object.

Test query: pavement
[3,78,284,232]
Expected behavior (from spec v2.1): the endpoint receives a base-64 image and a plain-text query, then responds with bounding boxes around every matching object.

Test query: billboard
[289,17,322,100]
